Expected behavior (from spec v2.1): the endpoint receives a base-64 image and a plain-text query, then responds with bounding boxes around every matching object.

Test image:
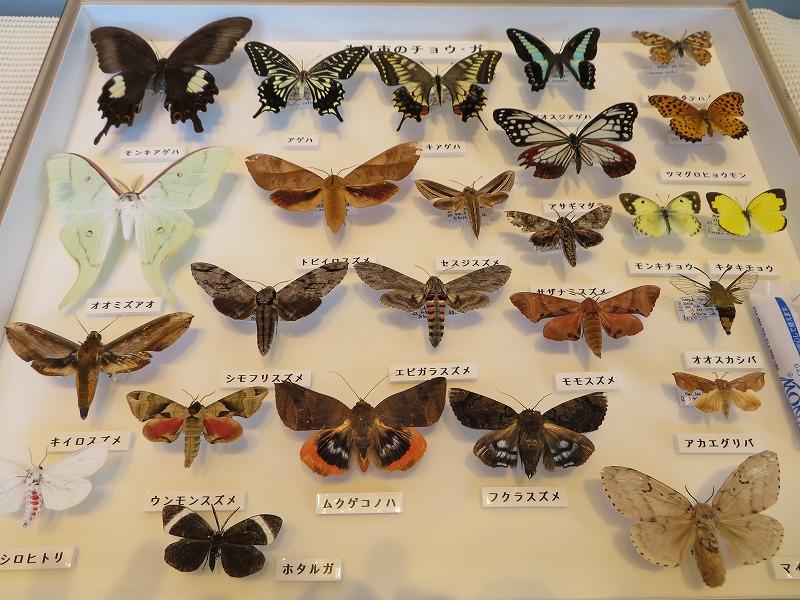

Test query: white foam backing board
[0,3,799,599]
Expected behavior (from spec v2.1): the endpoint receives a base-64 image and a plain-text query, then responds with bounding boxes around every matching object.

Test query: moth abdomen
[582,312,603,357]
[183,418,202,468]
[256,304,278,355]
[693,518,725,587]
[716,305,735,335]
[425,298,447,347]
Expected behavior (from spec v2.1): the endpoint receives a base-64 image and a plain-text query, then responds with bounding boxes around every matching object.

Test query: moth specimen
[91,17,252,144]
[5,312,193,419]
[275,377,447,476]
[506,28,599,91]
[163,504,282,577]
[415,170,515,238]
[510,286,660,358]
[449,388,607,478]
[244,42,369,120]
[354,261,512,347]
[494,103,638,179]
[602,450,783,588]
[632,31,713,65]
[673,372,764,417]
[0,444,108,527]
[670,266,757,334]
[619,191,702,237]
[370,50,501,130]
[506,204,612,266]
[47,148,231,307]
[245,142,420,233]
[648,93,748,143]
[707,189,787,236]
[191,261,348,355]
[127,387,267,467]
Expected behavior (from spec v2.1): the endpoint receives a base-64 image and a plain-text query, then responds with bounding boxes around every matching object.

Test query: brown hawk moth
[4,313,193,419]
[127,387,267,467]
[274,377,447,476]
[190,261,348,355]
[449,388,607,478]
[354,261,512,347]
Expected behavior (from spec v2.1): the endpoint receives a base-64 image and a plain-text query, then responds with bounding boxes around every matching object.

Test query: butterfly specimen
[191,261,348,355]
[670,266,757,335]
[0,444,108,527]
[127,387,267,467]
[449,388,607,478]
[648,93,748,143]
[90,17,252,144]
[602,450,783,588]
[275,377,447,476]
[354,261,512,347]
[4,312,193,419]
[369,50,501,130]
[415,170,515,238]
[673,372,764,417]
[493,102,638,179]
[632,30,712,65]
[47,148,231,308]
[510,286,660,358]
[506,28,599,91]
[163,504,282,577]
[506,204,612,267]
[244,43,369,121]
[245,142,420,233]
[619,192,702,237]
[706,189,787,236]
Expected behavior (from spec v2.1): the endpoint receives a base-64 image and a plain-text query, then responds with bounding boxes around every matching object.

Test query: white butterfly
[0,444,109,527]
[47,147,232,309]
[602,450,783,588]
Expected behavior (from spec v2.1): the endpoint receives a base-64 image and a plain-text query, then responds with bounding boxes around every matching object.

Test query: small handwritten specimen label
[676,298,717,322]
[85,296,162,316]
[409,307,457,320]
[771,557,800,580]
[47,431,131,452]
[627,260,700,276]
[704,218,761,241]
[529,284,614,298]
[120,145,184,162]
[481,486,568,508]
[316,492,403,514]
[676,388,701,406]
[0,546,75,571]
[554,372,622,392]
[277,557,342,581]
[420,141,467,156]
[282,135,320,149]
[143,490,245,512]
[436,256,503,272]
[445,209,495,225]
[295,254,375,270]
[682,351,763,370]
[708,261,777,278]
[313,204,359,216]
[659,168,751,185]
[389,363,477,382]
[543,74,574,87]
[343,40,485,61]
[219,370,311,389]
[540,200,599,216]
[674,433,760,454]
[646,61,685,76]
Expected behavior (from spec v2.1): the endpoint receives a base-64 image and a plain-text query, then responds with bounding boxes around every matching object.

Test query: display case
[0,1,798,598]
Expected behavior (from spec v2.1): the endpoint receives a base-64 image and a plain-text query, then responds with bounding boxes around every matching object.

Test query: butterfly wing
[201,387,268,445]
[305,46,369,120]
[619,193,670,237]
[648,95,706,143]
[220,514,283,577]
[670,273,712,303]
[506,210,563,251]
[354,261,426,312]
[190,262,258,320]
[560,28,600,89]
[505,29,554,91]
[4,322,79,377]
[0,457,28,513]
[476,170,515,200]
[444,264,511,312]
[162,17,252,132]
[415,179,466,213]
[705,92,748,139]
[245,153,326,214]
[672,372,725,414]
[682,31,713,65]
[275,261,348,321]
[632,31,679,64]
[571,204,612,248]
[162,505,214,572]
[665,192,702,235]
[441,51,501,125]
[712,451,783,565]
[576,103,638,177]
[511,293,584,343]
[493,108,574,179]
[126,390,189,443]
[597,285,660,339]
[542,392,608,433]
[745,189,787,233]
[706,192,750,236]
[602,466,696,568]
[342,141,420,207]
[370,51,435,129]
[244,42,301,116]
[40,444,108,510]
[101,312,193,376]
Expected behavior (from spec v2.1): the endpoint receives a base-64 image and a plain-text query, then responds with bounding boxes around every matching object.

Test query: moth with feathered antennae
[449,387,607,478]
[670,265,758,335]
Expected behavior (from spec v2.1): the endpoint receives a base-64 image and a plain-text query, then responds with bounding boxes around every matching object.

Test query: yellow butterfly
[619,191,701,237]
[707,189,787,236]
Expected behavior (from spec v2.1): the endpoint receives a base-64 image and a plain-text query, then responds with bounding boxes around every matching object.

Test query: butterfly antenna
[532,392,555,411]
[335,164,358,176]
[220,506,240,530]
[719,265,733,280]
[272,279,292,289]
[564,209,577,220]
[198,390,216,404]
[704,486,716,504]
[98,316,120,334]
[472,175,484,188]
[211,505,221,530]
[181,388,199,402]
[496,389,528,411]
[690,265,712,280]
[306,165,330,177]
[330,371,362,401]
[362,374,391,402]
[28,446,34,465]
[241,278,267,289]
[414,265,432,278]
[449,178,469,188]
[74,314,89,336]
[684,486,701,505]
